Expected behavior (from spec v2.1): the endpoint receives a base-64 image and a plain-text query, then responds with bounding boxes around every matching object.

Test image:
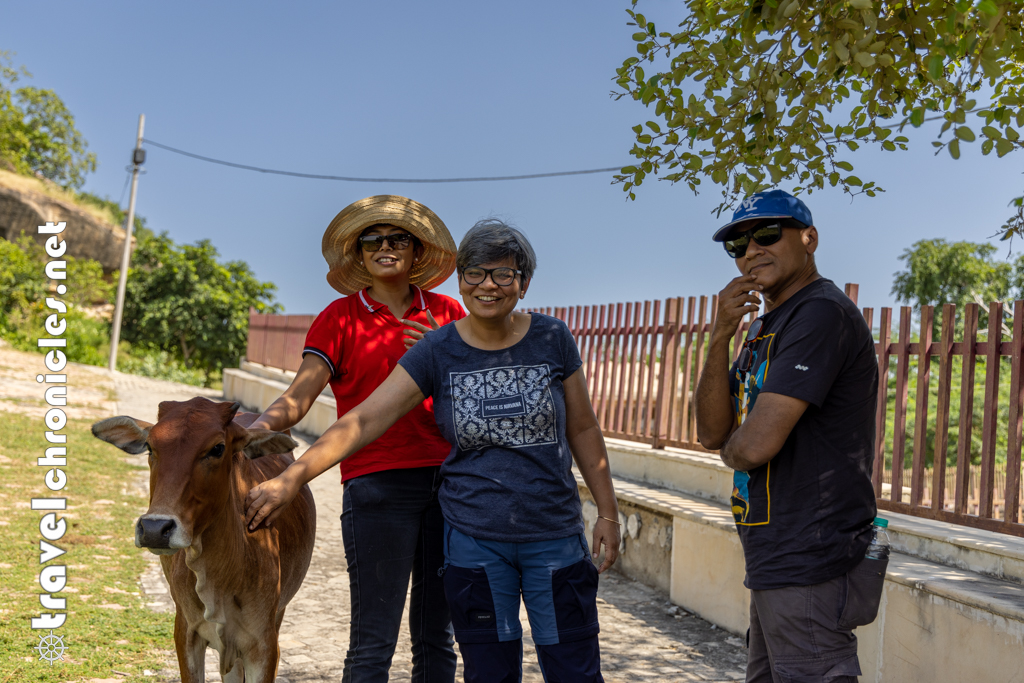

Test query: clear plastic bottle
[865,517,890,560]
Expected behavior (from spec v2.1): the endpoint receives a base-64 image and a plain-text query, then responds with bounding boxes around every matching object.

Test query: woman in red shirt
[250,195,464,682]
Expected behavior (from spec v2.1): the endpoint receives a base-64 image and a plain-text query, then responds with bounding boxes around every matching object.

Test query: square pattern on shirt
[449,364,557,450]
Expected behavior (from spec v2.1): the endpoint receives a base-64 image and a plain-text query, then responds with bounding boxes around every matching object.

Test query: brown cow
[92,397,316,683]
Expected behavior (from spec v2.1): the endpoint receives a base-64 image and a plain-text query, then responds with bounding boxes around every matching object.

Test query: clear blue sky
[3,1,1020,315]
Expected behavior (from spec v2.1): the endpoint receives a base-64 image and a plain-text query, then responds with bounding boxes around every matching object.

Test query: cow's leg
[174,608,207,683]
[221,660,244,683]
[241,636,280,683]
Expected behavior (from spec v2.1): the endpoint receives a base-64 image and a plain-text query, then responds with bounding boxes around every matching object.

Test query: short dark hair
[457,218,537,281]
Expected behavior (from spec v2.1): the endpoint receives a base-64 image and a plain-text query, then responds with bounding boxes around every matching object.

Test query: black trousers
[340,466,457,683]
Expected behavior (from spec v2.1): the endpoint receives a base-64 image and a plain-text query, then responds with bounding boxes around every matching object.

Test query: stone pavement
[0,343,750,680]
[144,428,747,682]
[85,366,748,682]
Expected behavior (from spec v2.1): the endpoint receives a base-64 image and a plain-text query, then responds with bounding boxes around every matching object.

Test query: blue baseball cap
[712,190,813,242]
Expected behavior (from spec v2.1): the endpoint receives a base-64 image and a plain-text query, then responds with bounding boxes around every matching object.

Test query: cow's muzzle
[135,514,190,555]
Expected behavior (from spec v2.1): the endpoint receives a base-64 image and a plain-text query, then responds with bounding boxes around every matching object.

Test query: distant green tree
[0,51,96,189]
[122,233,282,382]
[0,233,46,329]
[891,239,1014,310]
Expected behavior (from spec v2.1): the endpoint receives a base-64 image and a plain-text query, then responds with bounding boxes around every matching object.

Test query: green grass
[0,412,174,682]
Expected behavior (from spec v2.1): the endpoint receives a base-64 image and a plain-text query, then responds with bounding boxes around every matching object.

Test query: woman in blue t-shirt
[246,219,621,682]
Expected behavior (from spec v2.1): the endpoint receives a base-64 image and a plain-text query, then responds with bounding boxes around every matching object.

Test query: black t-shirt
[729,278,878,590]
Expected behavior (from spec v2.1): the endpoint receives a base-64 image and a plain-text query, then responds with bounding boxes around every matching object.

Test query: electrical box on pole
[108,114,145,372]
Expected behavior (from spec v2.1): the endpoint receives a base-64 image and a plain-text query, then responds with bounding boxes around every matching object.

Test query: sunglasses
[723,218,805,259]
[461,266,522,286]
[359,233,414,252]
[736,317,764,375]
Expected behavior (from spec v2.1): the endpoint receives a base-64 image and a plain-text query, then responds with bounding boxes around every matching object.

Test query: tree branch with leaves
[614,0,1024,235]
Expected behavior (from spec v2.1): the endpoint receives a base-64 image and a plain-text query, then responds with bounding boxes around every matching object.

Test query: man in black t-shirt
[694,190,879,683]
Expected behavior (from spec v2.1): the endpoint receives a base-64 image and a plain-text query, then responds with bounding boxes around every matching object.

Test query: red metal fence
[246,312,316,373]
[245,286,1024,537]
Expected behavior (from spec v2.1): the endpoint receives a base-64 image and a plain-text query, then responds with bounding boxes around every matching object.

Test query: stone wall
[0,173,131,272]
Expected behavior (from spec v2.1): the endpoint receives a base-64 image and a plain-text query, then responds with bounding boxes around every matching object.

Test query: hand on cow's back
[245,463,304,531]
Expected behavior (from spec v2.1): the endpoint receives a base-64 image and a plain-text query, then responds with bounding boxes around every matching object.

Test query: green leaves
[976,0,998,15]
[123,233,280,380]
[955,126,976,142]
[614,0,1023,233]
[0,52,96,190]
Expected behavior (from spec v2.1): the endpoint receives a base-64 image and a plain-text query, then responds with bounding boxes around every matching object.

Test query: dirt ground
[0,342,748,682]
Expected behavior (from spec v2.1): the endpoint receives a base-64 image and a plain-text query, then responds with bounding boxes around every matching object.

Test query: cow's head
[91,397,297,555]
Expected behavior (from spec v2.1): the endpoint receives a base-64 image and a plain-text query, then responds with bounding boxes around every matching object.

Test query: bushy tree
[0,234,46,329]
[891,239,1014,309]
[0,51,96,189]
[614,1,1024,235]
[122,233,282,381]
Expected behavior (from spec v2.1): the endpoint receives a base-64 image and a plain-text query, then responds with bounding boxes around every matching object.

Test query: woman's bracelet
[597,515,621,526]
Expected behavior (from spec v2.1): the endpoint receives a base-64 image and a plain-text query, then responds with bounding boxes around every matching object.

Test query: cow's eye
[205,444,226,459]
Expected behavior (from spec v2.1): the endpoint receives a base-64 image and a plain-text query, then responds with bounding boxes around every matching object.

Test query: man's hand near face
[693,274,762,450]
[716,274,763,339]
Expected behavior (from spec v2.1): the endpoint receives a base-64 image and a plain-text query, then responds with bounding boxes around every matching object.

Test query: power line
[141,138,625,183]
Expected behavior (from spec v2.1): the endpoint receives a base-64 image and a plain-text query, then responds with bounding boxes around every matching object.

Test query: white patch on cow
[184,533,260,681]
[185,536,226,641]
[135,513,191,553]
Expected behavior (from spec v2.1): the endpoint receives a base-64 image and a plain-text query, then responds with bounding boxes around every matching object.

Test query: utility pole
[108,114,146,372]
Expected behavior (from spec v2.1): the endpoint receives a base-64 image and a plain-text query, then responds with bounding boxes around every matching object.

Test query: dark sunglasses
[461,266,522,286]
[723,218,805,259]
[736,317,764,374]
[359,233,414,252]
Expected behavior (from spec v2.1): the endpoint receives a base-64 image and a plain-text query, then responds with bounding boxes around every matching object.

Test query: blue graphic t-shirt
[398,313,584,542]
[730,279,878,590]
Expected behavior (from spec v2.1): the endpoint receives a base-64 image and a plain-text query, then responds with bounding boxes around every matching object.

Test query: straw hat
[321,195,457,295]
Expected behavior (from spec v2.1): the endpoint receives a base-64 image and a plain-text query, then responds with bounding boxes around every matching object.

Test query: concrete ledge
[239,360,334,397]
[605,438,733,505]
[884,510,1024,585]
[579,474,1024,682]
[224,363,1024,682]
[608,439,1024,586]
[223,367,338,436]
[884,553,1024,623]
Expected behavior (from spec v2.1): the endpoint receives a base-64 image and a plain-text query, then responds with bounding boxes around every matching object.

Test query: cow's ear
[240,429,298,459]
[91,416,154,454]
[156,401,180,421]
[220,401,242,425]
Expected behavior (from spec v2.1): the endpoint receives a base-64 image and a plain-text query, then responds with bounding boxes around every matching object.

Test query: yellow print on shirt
[732,333,774,526]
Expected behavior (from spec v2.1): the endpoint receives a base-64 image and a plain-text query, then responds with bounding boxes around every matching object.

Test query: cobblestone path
[0,344,749,680]
[147,430,747,682]
[90,368,749,682]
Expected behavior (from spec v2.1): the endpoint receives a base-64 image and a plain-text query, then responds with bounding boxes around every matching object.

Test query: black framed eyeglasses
[723,218,806,259]
[736,317,764,374]
[359,233,414,252]
[461,266,522,286]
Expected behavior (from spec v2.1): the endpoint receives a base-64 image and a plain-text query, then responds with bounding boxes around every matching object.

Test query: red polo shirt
[303,286,465,481]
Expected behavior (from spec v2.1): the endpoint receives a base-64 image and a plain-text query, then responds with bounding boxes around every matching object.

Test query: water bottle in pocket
[837,517,890,630]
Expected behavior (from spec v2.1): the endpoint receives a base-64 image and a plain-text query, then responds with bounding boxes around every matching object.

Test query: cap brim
[712,214,795,242]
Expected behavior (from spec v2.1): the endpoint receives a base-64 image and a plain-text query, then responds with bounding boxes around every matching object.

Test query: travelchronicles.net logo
[31,221,71,664]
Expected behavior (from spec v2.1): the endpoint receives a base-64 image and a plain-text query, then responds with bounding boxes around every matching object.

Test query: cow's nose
[137,517,177,548]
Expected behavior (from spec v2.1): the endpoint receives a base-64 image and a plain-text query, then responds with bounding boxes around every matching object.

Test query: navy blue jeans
[341,466,456,683]
[442,524,604,683]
